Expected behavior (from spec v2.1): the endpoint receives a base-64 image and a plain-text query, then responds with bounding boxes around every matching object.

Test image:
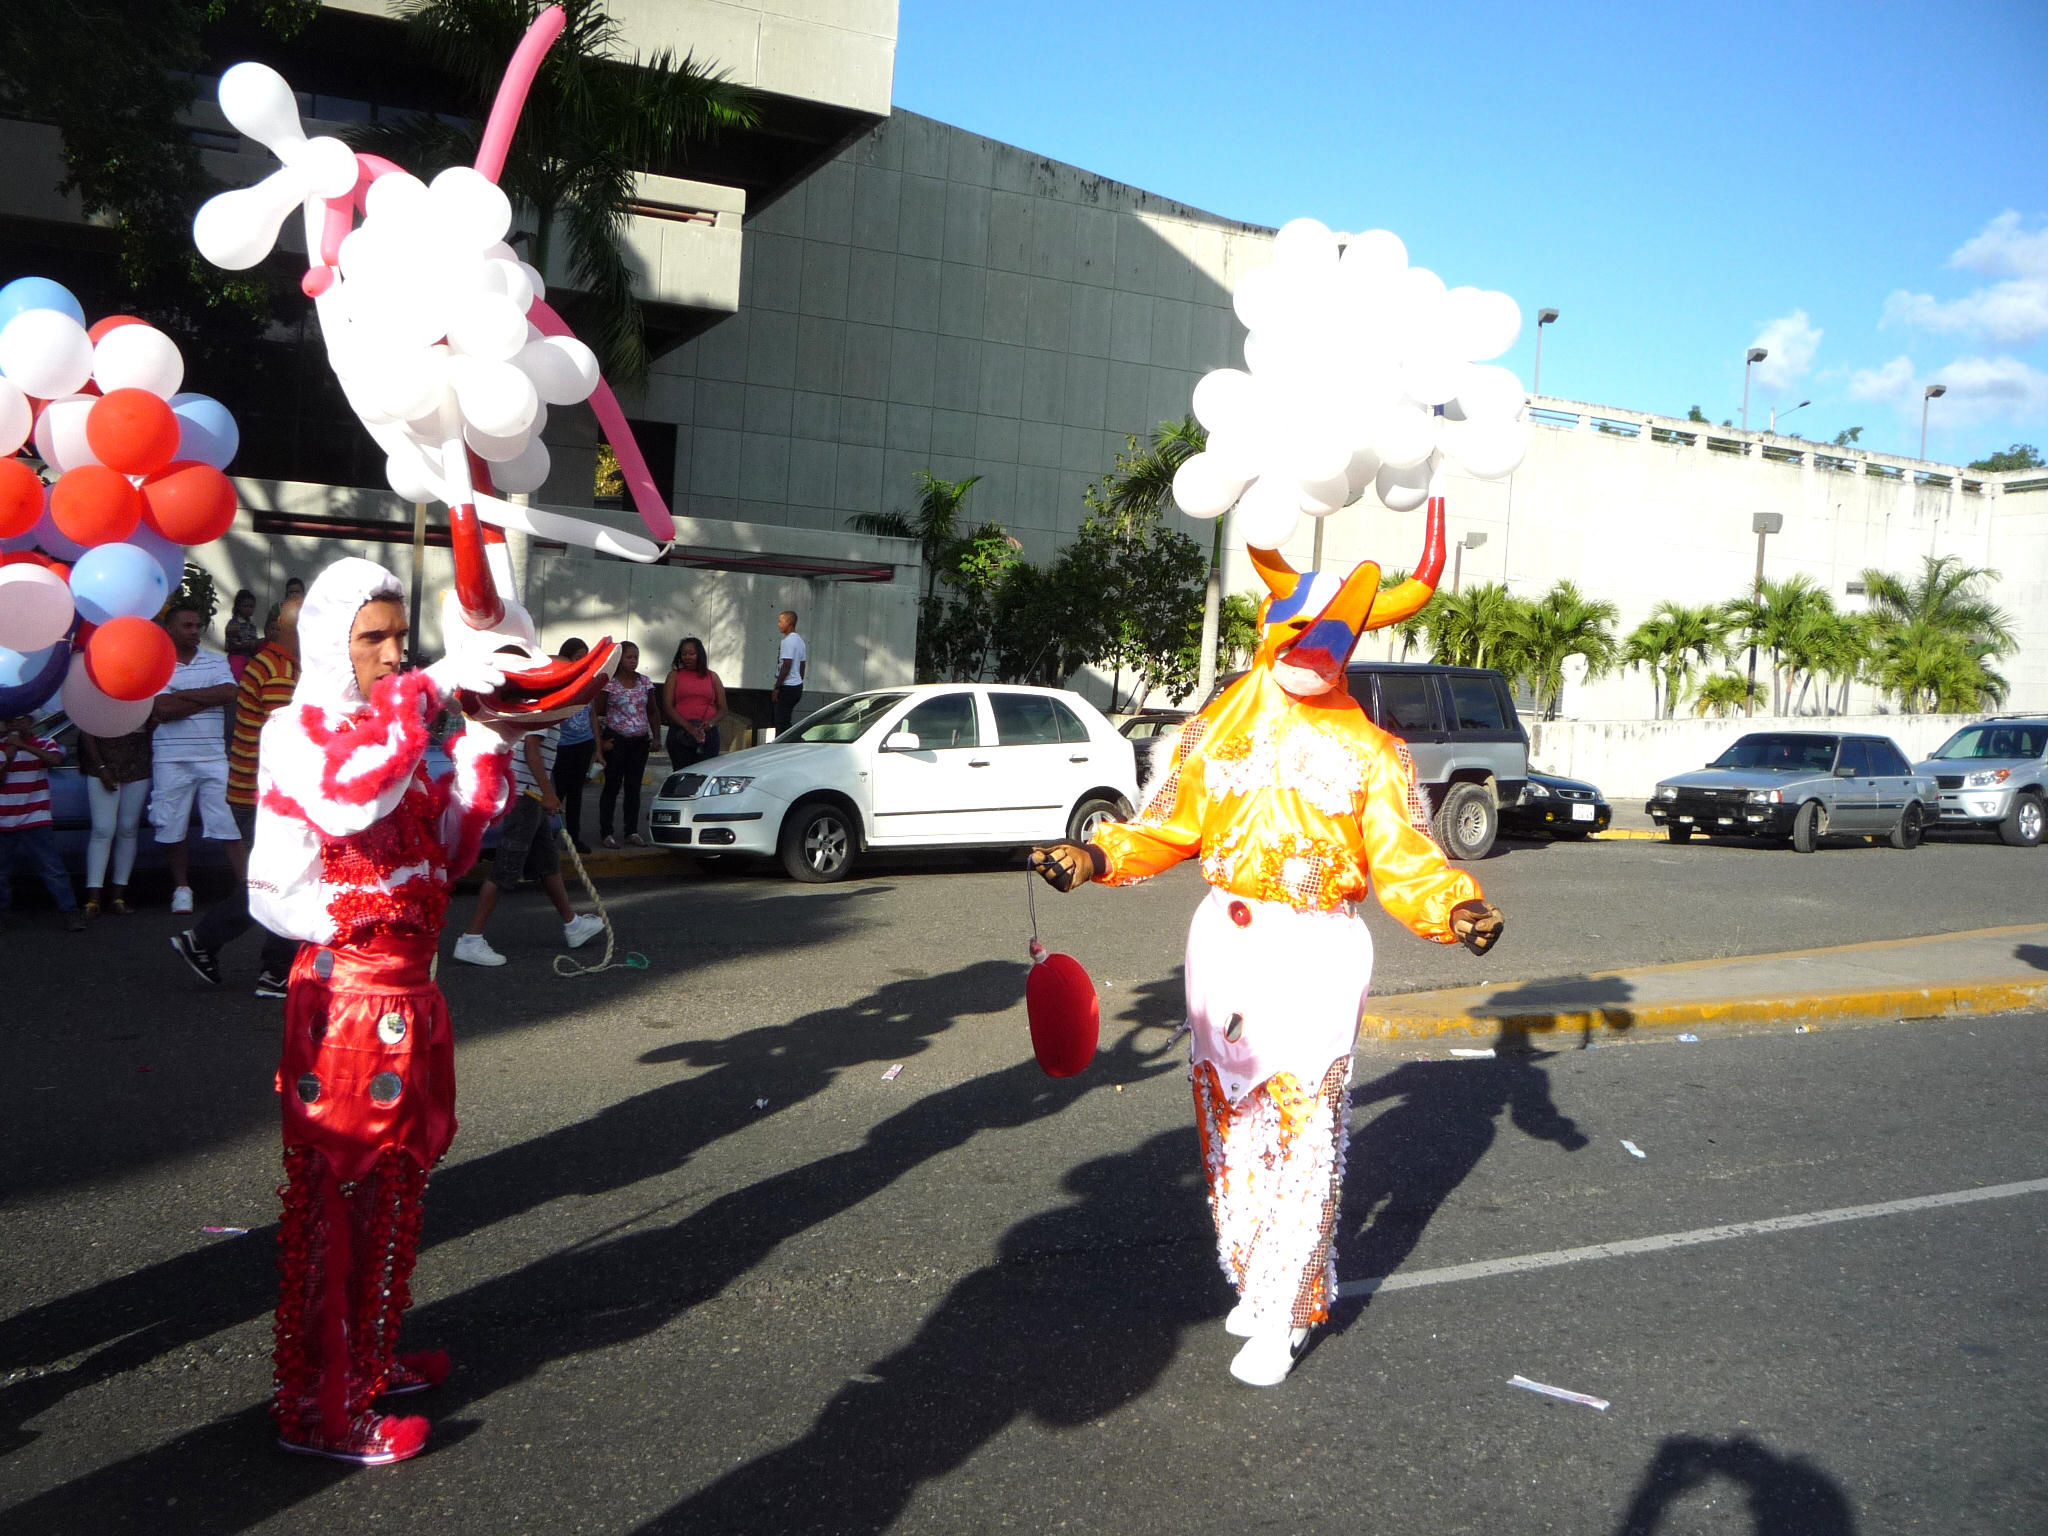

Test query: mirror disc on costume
[314,949,335,979]
[369,1071,403,1105]
[377,1011,407,1044]
[295,1072,321,1104]
[1227,900,1252,928]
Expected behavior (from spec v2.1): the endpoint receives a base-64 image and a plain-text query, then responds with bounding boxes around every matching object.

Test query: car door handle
[1068,754,1089,763]
[968,759,991,767]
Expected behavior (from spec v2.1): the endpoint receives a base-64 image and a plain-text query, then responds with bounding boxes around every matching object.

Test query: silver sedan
[1648,731,1939,851]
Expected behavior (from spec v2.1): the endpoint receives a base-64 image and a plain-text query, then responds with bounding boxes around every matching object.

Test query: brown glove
[1028,842,1106,892]
[1450,899,1504,955]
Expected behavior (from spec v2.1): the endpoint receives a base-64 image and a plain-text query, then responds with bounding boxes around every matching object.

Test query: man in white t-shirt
[773,609,807,732]
[150,599,246,914]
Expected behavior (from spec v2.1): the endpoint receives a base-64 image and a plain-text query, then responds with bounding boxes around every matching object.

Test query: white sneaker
[562,914,604,950]
[452,933,507,967]
[1224,1302,1255,1338]
[169,886,194,915]
[1229,1327,1310,1388]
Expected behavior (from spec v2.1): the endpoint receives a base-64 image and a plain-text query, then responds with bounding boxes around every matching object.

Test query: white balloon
[447,291,529,362]
[464,421,532,463]
[1204,430,1265,482]
[1170,452,1247,519]
[1389,265,1449,355]
[0,565,76,651]
[479,258,536,315]
[1272,218,1340,273]
[1342,445,1382,498]
[1296,472,1350,515]
[1234,477,1301,549]
[1452,363,1528,423]
[512,335,600,406]
[356,345,449,425]
[1443,415,1532,480]
[430,167,513,252]
[0,377,29,456]
[449,357,538,438]
[363,171,431,228]
[1277,420,1352,486]
[1339,228,1407,286]
[1232,264,1282,335]
[60,651,153,735]
[516,261,547,304]
[1400,349,1466,407]
[1190,368,1258,436]
[1374,459,1432,512]
[92,325,184,398]
[490,436,552,494]
[1370,403,1438,469]
[31,394,99,473]
[0,310,95,399]
[385,447,444,504]
[1452,288,1522,362]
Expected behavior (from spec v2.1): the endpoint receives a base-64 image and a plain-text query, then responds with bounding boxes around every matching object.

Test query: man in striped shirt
[1,714,85,931]
[172,599,303,995]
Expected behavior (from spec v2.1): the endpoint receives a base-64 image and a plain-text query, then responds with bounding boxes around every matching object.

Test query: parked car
[1648,731,1937,851]
[1118,709,1187,785]
[1209,662,1528,860]
[646,683,1138,882]
[1500,767,1611,840]
[1913,715,2048,847]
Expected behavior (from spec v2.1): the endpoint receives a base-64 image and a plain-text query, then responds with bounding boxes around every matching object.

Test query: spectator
[661,635,727,771]
[593,641,654,848]
[283,575,305,602]
[550,637,597,853]
[79,724,152,915]
[171,596,303,995]
[224,588,261,680]
[453,701,603,967]
[150,598,246,914]
[772,609,806,733]
[0,714,85,930]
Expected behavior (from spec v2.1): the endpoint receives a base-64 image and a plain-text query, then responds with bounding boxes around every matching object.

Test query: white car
[648,683,1139,882]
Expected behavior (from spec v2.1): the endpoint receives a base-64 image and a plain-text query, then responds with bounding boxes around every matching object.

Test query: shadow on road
[1442,974,1640,1047]
[1612,1433,1858,1534]
[2015,943,2048,973]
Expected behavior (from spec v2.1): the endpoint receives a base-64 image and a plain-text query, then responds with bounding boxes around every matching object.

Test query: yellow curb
[1360,977,2048,1042]
[1590,827,1661,840]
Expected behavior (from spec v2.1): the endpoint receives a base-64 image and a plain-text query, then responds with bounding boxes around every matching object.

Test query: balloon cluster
[194,63,600,507]
[1171,219,1531,548]
[0,277,243,733]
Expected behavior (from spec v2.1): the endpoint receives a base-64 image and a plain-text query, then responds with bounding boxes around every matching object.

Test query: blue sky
[895,0,2048,466]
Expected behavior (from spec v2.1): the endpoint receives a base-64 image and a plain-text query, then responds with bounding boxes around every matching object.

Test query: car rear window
[1375,673,1440,732]
[990,692,1061,746]
[900,692,979,748]
[1448,675,1508,731]
[1835,739,1868,776]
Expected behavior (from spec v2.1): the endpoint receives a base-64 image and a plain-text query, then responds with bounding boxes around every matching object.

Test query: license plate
[1678,815,1694,823]
[1570,804,1594,821]
[1717,817,1734,825]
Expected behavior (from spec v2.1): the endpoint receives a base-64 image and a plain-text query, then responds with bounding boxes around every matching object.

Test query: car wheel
[1791,800,1822,853]
[1889,801,1926,850]
[1434,782,1498,861]
[1067,796,1125,845]
[1666,824,1693,843]
[780,800,857,883]
[1999,791,2044,848]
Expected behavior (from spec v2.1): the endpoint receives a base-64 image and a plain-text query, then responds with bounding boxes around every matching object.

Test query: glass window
[1930,722,2048,760]
[1448,675,1508,731]
[1834,739,1868,776]
[1709,734,1841,772]
[899,692,979,749]
[990,692,1061,746]
[779,692,907,743]
[1051,699,1090,743]
[1867,740,1912,776]
[1375,673,1439,733]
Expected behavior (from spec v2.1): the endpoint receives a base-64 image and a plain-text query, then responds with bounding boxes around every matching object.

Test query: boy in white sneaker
[453,712,603,966]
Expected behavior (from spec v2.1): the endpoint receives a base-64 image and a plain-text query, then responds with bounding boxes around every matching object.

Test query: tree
[1692,672,1760,718]
[1968,444,2044,473]
[356,0,755,385]
[1217,592,1261,672]
[1508,580,1619,719]
[849,469,983,601]
[1089,418,1205,535]
[1377,567,1430,662]
[1423,582,1525,678]
[1831,427,1863,447]
[1082,422,1209,709]
[1623,602,1725,718]
[1722,574,1830,714]
[1686,406,1708,423]
[1859,555,2015,713]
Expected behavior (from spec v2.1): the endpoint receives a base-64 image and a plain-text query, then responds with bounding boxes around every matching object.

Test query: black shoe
[254,970,290,999]
[171,930,222,986]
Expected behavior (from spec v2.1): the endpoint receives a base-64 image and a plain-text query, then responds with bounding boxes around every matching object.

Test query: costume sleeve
[439,721,514,878]
[1360,738,1482,943]
[260,670,444,838]
[1090,719,1209,884]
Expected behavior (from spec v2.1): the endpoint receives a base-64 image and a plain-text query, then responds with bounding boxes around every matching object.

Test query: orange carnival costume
[1033,495,1502,1386]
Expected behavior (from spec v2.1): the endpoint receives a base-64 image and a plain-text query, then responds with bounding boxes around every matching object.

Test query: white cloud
[1848,354,1917,407]
[1881,211,2048,347]
[1845,352,2048,427]
[1749,309,1821,390]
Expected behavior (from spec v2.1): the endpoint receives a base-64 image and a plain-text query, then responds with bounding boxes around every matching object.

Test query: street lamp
[1920,383,1947,460]
[1531,309,1560,399]
[1768,399,1811,434]
[1745,511,1783,716]
[1742,347,1768,431]
[1452,530,1488,594]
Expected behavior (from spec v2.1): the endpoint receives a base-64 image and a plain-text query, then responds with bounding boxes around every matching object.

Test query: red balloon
[0,550,52,569]
[50,463,143,547]
[86,388,181,477]
[87,314,147,344]
[0,457,43,538]
[1026,947,1101,1078]
[73,617,98,649]
[141,461,236,545]
[85,616,176,702]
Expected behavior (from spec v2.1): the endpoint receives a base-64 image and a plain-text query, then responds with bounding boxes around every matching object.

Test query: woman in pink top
[661,636,728,771]
[593,642,656,847]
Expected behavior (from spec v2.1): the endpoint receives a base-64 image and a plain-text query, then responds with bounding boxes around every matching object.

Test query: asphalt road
[2,836,2044,1533]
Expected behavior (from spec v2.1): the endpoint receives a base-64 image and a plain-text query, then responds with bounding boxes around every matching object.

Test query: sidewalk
[1362,923,2048,1043]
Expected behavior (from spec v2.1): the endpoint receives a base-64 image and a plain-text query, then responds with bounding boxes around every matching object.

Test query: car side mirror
[884,730,921,752]
[1834,766,1856,778]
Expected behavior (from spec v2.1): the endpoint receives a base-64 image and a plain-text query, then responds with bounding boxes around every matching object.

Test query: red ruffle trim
[306,671,440,809]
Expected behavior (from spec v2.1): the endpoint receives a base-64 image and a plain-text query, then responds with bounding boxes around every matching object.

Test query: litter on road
[753,1098,769,1110]
[881,1064,903,1081]
[1677,1033,1700,1042]
[1621,1140,1646,1159]
[200,1226,248,1236]
[1449,1047,1496,1059]
[1509,1374,1611,1411]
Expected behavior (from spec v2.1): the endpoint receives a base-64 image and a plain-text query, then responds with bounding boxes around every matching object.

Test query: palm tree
[1858,555,2015,714]
[1089,417,1207,535]
[1722,574,1830,714]
[1509,580,1619,719]
[354,0,756,385]
[1217,591,1261,672]
[1692,672,1761,718]
[1424,582,1525,677]
[848,469,983,600]
[1622,601,1725,718]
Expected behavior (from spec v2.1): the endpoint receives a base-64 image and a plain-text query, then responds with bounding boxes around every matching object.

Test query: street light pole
[1768,399,1810,434]
[1742,347,1768,431]
[1452,530,1487,595]
[1745,512,1783,716]
[1920,383,1947,460]
[1531,308,1559,399]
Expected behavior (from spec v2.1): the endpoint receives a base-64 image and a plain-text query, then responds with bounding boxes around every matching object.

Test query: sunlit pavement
[2,840,2043,1533]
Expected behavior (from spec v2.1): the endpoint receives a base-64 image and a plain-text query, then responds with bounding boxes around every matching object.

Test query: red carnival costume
[1033,499,1503,1386]
[248,557,519,1463]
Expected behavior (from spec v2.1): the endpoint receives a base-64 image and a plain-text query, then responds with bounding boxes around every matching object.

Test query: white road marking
[1337,1177,2048,1300]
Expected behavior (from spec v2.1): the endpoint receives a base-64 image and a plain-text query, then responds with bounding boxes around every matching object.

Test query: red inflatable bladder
[1026,941,1099,1078]
[50,464,143,547]
[85,616,175,701]
[0,457,43,538]
[86,389,181,477]
[141,461,236,545]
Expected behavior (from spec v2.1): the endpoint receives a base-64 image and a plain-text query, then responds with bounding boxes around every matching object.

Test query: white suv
[648,683,1138,882]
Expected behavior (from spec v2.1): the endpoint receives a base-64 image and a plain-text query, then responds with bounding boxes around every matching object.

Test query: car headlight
[1965,769,2011,788]
[699,775,755,798]
[1656,786,1677,800]
[1746,789,1782,804]
[1524,782,1552,799]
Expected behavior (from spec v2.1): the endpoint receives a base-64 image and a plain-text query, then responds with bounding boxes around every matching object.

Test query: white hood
[294,555,405,712]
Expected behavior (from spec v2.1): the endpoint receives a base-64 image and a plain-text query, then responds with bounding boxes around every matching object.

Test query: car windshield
[1708,734,1840,772]
[1928,722,2047,760]
[777,692,908,744]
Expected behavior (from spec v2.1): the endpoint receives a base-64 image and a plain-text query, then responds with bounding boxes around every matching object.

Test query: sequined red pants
[271,936,455,1439]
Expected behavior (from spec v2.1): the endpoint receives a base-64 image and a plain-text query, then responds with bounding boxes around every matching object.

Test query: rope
[552,826,648,976]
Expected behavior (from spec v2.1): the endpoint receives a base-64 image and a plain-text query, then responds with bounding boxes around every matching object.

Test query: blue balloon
[168,392,239,470]
[71,541,169,625]
[0,277,87,331]
[31,507,87,564]
[128,524,188,590]
[0,640,69,716]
